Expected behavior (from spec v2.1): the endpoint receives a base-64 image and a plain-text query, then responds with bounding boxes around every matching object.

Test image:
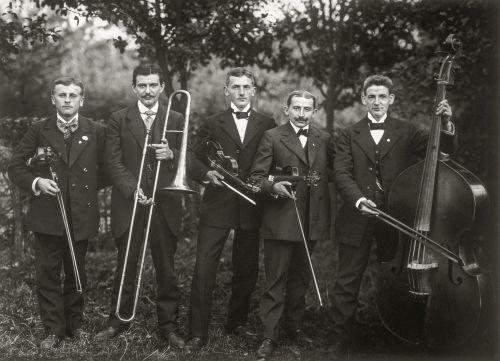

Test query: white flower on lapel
[82,136,88,141]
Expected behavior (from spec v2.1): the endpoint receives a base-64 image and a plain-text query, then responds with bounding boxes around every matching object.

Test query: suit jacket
[8,116,106,241]
[105,103,185,238]
[334,115,456,247]
[189,108,275,230]
[249,122,333,241]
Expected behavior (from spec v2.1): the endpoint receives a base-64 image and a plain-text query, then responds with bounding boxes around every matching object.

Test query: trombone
[29,147,83,293]
[115,90,196,322]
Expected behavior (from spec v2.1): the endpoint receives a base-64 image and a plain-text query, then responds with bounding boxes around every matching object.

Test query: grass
[0,230,497,360]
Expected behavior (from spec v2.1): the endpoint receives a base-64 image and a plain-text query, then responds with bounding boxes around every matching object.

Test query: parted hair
[51,77,85,96]
[362,74,394,94]
[132,64,165,86]
[286,90,317,108]
[225,67,256,86]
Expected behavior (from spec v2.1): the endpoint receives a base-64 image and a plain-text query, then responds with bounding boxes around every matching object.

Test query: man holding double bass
[329,74,454,358]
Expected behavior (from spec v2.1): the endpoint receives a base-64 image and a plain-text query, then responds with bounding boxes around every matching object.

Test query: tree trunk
[5,174,25,254]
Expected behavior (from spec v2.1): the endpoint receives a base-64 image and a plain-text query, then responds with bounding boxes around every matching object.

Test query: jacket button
[83,168,88,172]
[367,186,371,190]
[87,202,91,208]
[84,185,89,190]
[236,149,240,154]
[368,167,373,171]
[71,183,76,187]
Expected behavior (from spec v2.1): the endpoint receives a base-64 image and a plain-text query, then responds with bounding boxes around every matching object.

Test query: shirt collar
[56,113,78,124]
[230,102,251,113]
[289,122,309,134]
[138,100,159,114]
[367,112,387,123]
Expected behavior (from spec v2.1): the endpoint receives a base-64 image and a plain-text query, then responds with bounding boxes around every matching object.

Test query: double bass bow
[375,34,490,348]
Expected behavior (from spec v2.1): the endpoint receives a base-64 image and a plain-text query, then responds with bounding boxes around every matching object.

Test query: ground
[0,232,497,361]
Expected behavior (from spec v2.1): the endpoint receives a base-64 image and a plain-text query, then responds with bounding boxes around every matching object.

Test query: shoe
[66,328,84,340]
[287,328,313,347]
[40,334,61,350]
[184,337,205,354]
[227,324,258,339]
[256,338,276,359]
[95,325,127,341]
[161,331,185,349]
[327,340,349,359]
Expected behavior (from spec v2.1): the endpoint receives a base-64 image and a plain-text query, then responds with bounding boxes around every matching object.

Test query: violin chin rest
[461,262,483,276]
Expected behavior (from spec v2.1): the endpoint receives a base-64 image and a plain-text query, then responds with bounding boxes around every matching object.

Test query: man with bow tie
[95,64,186,348]
[185,68,275,352]
[249,90,333,359]
[328,74,454,358]
[8,77,107,350]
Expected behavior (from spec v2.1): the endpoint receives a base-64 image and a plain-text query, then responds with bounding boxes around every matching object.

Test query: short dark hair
[362,74,394,94]
[286,90,317,108]
[51,77,85,96]
[225,67,256,86]
[132,64,164,86]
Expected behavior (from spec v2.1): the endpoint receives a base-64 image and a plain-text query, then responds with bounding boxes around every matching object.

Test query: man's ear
[361,93,367,106]
[224,86,229,97]
[389,93,395,105]
[283,105,289,116]
[51,95,56,105]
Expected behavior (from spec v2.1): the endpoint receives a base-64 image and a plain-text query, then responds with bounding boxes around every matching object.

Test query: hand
[135,188,153,206]
[37,178,60,196]
[206,170,224,187]
[358,198,379,216]
[27,154,48,168]
[272,181,295,199]
[436,99,452,123]
[150,140,174,161]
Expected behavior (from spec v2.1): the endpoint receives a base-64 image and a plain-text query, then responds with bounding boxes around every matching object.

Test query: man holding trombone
[249,90,333,360]
[95,64,187,349]
[8,77,107,350]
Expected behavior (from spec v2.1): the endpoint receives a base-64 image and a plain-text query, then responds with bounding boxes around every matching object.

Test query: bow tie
[232,110,250,119]
[369,122,385,130]
[142,110,156,118]
[57,118,78,139]
[296,128,308,137]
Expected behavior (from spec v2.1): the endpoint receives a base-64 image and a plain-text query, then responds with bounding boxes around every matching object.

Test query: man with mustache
[95,64,186,349]
[185,68,275,352]
[8,77,107,350]
[249,90,333,359]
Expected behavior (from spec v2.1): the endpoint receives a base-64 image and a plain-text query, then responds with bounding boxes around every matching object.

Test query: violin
[206,140,260,205]
[268,165,321,187]
[375,34,490,348]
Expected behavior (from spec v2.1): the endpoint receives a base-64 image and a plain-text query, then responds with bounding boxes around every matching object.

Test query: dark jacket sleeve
[249,130,275,194]
[104,113,137,199]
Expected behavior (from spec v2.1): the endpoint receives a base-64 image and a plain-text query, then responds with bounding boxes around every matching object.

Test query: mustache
[295,117,306,122]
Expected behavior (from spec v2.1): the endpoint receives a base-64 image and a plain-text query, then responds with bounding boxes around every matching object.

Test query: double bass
[375,34,490,348]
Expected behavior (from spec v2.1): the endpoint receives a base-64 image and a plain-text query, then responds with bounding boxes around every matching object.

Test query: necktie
[57,118,78,139]
[143,110,156,129]
[296,128,308,137]
[369,122,385,130]
[233,110,250,119]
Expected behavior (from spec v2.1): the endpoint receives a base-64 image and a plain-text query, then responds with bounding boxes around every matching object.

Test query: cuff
[32,177,41,196]
[355,197,367,209]
[442,121,455,135]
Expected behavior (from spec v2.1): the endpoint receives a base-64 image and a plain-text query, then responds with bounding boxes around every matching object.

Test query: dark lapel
[307,125,321,166]
[352,116,376,164]
[242,110,262,148]
[280,122,308,166]
[379,116,401,159]
[219,110,242,147]
[40,117,68,164]
[151,103,167,143]
[126,104,147,149]
[68,116,91,167]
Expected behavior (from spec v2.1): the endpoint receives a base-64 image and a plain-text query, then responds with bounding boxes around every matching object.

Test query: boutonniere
[82,136,88,141]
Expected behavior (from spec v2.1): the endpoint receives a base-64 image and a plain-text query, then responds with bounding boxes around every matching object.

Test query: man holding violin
[249,90,333,360]
[8,77,107,350]
[329,74,454,358]
[95,64,186,348]
[185,67,275,352]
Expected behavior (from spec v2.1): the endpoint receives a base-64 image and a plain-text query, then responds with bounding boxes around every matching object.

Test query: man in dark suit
[249,90,333,359]
[95,64,186,348]
[185,68,275,352]
[8,77,106,350]
[329,74,454,358]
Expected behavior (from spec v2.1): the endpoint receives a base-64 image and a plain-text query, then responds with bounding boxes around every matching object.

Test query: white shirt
[367,112,386,145]
[289,122,309,148]
[32,113,80,195]
[230,102,250,143]
[138,101,159,129]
